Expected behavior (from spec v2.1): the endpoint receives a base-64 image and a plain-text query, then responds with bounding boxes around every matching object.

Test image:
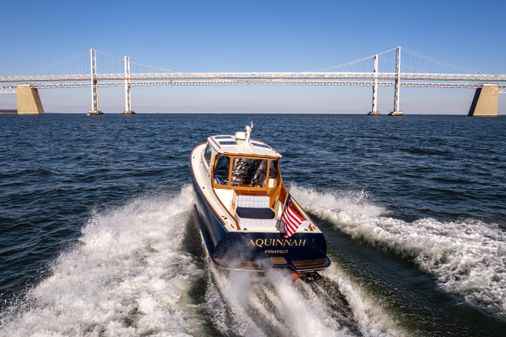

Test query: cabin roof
[208,135,281,158]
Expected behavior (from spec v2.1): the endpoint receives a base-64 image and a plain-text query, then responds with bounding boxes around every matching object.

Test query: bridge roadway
[1,79,506,91]
[1,72,506,83]
[1,72,505,95]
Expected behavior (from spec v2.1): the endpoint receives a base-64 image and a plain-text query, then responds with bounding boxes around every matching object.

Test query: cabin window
[268,160,280,187]
[213,156,230,185]
[203,144,212,167]
[232,158,268,187]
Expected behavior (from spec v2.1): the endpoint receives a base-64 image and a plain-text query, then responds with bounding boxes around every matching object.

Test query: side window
[213,156,230,186]
[203,144,212,167]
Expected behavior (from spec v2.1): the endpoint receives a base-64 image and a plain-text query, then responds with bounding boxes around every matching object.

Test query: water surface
[0,114,505,336]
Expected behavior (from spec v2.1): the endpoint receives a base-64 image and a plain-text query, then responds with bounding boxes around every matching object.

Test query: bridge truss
[1,47,505,114]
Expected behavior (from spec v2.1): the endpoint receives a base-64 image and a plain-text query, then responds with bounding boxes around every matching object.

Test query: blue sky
[1,0,505,113]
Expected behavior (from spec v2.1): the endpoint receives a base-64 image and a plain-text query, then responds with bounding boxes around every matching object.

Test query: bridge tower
[367,54,380,115]
[389,46,404,116]
[88,48,103,115]
[123,56,135,115]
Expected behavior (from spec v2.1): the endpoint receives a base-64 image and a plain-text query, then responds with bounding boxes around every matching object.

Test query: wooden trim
[227,157,233,188]
[228,155,268,192]
[212,154,273,193]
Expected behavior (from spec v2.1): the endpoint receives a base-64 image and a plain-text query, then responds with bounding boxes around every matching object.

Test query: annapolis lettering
[264,249,288,254]
[248,238,307,248]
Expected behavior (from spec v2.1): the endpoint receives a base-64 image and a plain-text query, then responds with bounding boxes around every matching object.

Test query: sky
[0,0,505,114]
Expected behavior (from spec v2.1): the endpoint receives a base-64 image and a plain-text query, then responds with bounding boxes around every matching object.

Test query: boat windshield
[212,155,280,189]
[232,158,268,187]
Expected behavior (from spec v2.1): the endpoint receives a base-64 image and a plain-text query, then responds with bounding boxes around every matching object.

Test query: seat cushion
[237,195,270,208]
[236,207,275,219]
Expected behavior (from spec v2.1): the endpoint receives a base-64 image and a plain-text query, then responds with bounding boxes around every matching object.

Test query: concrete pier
[87,110,103,115]
[468,84,498,117]
[16,85,44,114]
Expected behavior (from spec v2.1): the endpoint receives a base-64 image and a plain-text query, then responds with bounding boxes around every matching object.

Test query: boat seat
[236,195,274,219]
[237,195,270,208]
[236,195,277,229]
[236,207,275,219]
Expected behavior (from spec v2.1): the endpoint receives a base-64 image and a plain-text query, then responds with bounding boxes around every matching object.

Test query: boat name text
[249,238,307,248]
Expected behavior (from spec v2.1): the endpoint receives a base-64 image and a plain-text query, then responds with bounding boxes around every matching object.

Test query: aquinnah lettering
[249,238,307,248]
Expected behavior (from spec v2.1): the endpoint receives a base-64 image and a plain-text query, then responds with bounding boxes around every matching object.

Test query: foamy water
[4,183,502,336]
[321,264,404,337]
[1,185,409,337]
[0,186,201,337]
[206,263,403,337]
[292,185,506,317]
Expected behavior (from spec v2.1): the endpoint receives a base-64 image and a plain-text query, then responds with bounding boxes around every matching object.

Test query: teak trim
[211,154,281,192]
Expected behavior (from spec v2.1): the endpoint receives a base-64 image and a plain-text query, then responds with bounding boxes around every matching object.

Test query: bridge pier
[368,54,380,116]
[389,46,404,116]
[468,84,498,117]
[123,56,135,115]
[87,49,103,116]
[16,85,44,114]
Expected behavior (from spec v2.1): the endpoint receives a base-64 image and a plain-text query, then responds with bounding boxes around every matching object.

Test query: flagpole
[276,186,291,233]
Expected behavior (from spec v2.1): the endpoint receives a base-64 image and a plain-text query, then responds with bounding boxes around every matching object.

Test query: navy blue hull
[192,180,330,272]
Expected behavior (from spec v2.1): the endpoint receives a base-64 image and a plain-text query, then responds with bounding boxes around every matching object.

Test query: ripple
[400,147,453,158]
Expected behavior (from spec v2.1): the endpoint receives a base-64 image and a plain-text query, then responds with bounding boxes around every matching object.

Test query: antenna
[245,121,253,142]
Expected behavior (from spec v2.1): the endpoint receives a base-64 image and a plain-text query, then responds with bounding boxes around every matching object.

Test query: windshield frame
[211,154,280,191]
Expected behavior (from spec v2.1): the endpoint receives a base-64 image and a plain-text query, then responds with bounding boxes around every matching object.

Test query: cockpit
[204,148,287,230]
[198,131,313,233]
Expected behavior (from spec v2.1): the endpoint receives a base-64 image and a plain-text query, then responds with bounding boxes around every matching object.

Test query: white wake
[1,184,422,337]
[292,185,506,317]
[0,186,201,337]
[205,262,405,337]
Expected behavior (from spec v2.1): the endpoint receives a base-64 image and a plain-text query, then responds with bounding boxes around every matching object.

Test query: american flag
[280,195,304,238]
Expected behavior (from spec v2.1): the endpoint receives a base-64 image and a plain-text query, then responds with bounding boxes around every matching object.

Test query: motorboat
[191,124,331,273]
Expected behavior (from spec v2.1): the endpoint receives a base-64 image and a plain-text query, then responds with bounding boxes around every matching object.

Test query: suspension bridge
[1,46,504,116]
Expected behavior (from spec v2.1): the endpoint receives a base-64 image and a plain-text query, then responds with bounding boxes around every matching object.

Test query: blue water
[0,114,505,337]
